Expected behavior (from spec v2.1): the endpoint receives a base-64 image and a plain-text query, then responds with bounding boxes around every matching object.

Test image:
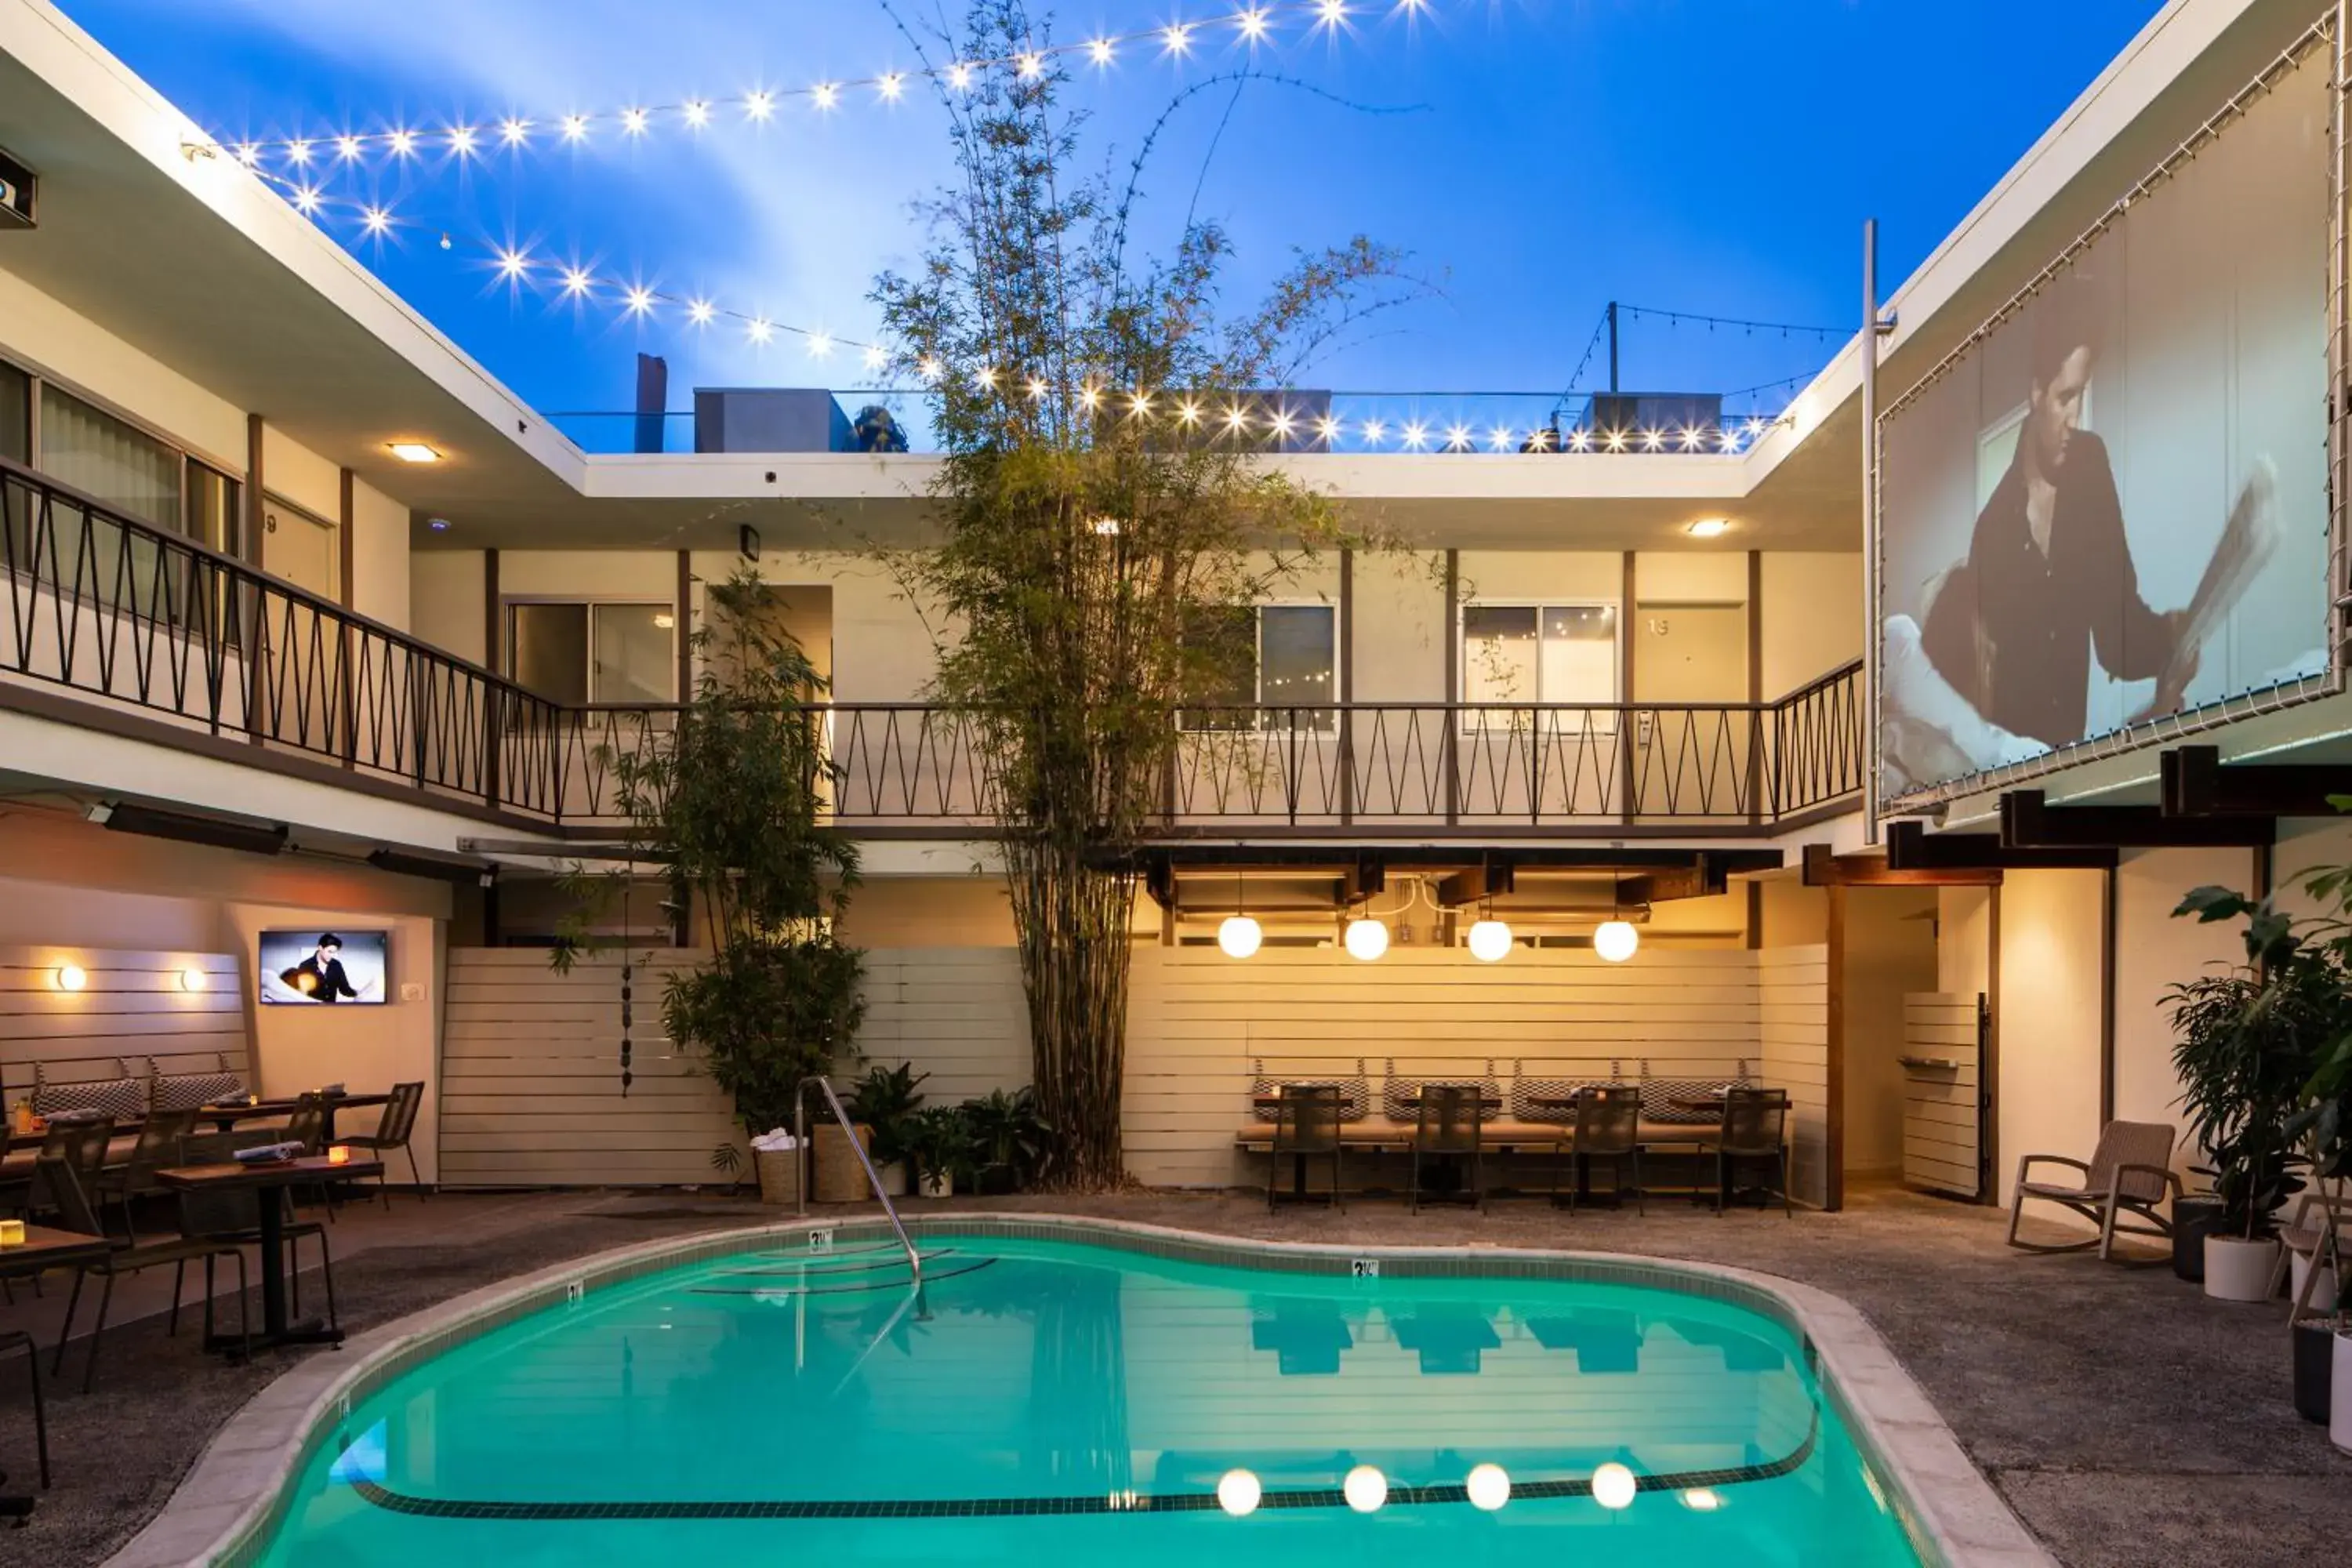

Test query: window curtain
[39,387,180,530]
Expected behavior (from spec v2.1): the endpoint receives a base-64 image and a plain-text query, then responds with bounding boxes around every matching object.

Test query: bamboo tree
[869,0,1408,1188]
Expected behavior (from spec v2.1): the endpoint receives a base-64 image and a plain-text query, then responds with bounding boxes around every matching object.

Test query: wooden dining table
[156,1156,383,1354]
[197,1092,390,1142]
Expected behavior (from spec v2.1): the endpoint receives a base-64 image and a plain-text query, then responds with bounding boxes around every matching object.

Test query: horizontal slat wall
[1756,944,1830,1208]
[855,949,1028,1104]
[1901,992,1983,1197]
[439,948,1033,1187]
[0,946,248,1102]
[440,949,739,1187]
[1126,946,1769,1189]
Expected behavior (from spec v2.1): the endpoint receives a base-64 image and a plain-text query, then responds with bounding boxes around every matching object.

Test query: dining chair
[1718,1087,1793,1218]
[1268,1083,1345,1213]
[1410,1084,1486,1214]
[1559,1085,1641,1214]
[340,1081,427,1207]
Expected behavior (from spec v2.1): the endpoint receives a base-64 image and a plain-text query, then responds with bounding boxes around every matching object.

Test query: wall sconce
[179,967,209,993]
[54,963,87,992]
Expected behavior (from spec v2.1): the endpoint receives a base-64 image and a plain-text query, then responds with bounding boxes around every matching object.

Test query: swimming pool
[245,1225,1929,1566]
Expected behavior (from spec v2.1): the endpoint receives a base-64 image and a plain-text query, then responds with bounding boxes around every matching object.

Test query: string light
[232,167,1809,450]
[201,2,1454,172]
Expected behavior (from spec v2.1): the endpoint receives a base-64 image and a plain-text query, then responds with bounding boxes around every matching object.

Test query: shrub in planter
[905,1105,975,1199]
[2169,887,2330,1298]
[848,1062,930,1193]
[960,1088,1052,1195]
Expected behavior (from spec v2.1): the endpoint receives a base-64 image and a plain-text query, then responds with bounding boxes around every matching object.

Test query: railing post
[482,681,503,809]
[1443,704,1460,826]
[1338,705,1355,827]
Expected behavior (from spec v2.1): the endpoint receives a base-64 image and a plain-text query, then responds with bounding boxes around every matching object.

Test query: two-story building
[1,0,2343,1213]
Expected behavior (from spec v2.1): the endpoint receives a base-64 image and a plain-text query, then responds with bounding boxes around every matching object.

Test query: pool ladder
[794,1074,924,1290]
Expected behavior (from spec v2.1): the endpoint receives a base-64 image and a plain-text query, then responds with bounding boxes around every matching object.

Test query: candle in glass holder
[327,1145,351,1167]
[0,1218,25,1247]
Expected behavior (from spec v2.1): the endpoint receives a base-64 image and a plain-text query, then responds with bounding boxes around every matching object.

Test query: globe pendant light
[1219,915,1263,959]
[1595,884,1639,964]
[1468,918,1513,963]
[1344,896,1388,961]
[1218,868,1261,958]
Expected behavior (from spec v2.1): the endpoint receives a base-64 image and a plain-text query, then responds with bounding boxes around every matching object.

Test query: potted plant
[904,1105,974,1199]
[847,1063,929,1196]
[2169,887,2327,1301]
[551,568,866,1185]
[2287,967,2352,1440]
[959,1088,1051,1196]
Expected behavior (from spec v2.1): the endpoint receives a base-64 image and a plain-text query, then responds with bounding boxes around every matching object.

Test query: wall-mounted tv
[259,929,389,1005]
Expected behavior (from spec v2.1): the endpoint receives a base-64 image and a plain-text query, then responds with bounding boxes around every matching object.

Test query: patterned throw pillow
[151,1072,247,1112]
[1250,1073,1370,1123]
[1384,1077,1502,1124]
[31,1065,148,1120]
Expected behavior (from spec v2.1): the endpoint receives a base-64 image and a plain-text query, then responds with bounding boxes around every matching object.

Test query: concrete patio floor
[0,1182,2340,1567]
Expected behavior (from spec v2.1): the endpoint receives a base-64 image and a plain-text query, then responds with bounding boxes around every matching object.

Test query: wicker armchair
[2005,1120,2180,1262]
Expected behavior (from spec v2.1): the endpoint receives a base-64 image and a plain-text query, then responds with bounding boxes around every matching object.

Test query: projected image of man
[1964,310,2195,746]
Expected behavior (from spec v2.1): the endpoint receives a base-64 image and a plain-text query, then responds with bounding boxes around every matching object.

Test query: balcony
[2,459,1862,841]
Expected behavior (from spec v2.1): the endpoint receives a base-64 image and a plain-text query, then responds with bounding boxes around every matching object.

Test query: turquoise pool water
[256,1232,1923,1566]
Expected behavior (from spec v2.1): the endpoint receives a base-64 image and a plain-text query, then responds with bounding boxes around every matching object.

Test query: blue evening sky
[60,1,2159,439]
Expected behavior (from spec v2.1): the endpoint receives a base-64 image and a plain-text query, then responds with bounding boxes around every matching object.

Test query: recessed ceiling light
[1686,518,1732,538]
[388,442,442,463]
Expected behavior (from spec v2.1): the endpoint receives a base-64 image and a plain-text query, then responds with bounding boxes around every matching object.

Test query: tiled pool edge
[101,1211,2054,1568]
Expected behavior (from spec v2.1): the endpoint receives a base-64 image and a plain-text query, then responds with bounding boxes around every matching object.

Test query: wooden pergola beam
[1802,842,2002,887]
[2163,745,2352,819]
[2001,788,2274,849]
[1886,819,2114,873]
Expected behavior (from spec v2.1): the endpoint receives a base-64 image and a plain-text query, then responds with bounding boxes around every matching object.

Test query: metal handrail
[793,1074,923,1289]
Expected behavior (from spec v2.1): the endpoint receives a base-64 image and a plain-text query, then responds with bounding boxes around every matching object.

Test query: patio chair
[94,1108,198,1241]
[1410,1084,1486,1214]
[1555,1084,1640,1214]
[179,1182,340,1334]
[281,1094,338,1222]
[2268,1184,2350,1314]
[1716,1087,1792,1218]
[38,1158,251,1392]
[1267,1083,1345,1213]
[2005,1120,2180,1262]
[340,1080,427,1207]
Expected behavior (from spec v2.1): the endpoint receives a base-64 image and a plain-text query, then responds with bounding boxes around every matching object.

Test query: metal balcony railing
[1,456,1863,838]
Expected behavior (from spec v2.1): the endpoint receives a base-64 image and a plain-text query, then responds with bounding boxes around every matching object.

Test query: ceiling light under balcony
[1685,517,1732,538]
[1343,917,1388,961]
[387,442,442,463]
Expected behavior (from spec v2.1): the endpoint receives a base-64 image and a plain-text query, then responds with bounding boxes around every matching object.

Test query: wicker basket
[811,1122,875,1203]
[753,1145,803,1207]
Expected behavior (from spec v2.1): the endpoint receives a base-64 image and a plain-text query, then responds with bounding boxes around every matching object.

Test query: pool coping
[100,1211,2057,1568]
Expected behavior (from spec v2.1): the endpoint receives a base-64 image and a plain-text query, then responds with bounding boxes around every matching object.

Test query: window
[39,384,180,531]
[1461,602,1618,729]
[509,602,676,705]
[1183,603,1338,729]
[0,362,26,465]
[185,462,239,556]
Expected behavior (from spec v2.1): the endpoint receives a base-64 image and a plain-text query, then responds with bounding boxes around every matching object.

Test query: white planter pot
[2204,1236,2280,1303]
[877,1160,909,1198]
[2333,1333,2352,1454]
[920,1171,953,1199]
[2289,1251,2339,1315]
